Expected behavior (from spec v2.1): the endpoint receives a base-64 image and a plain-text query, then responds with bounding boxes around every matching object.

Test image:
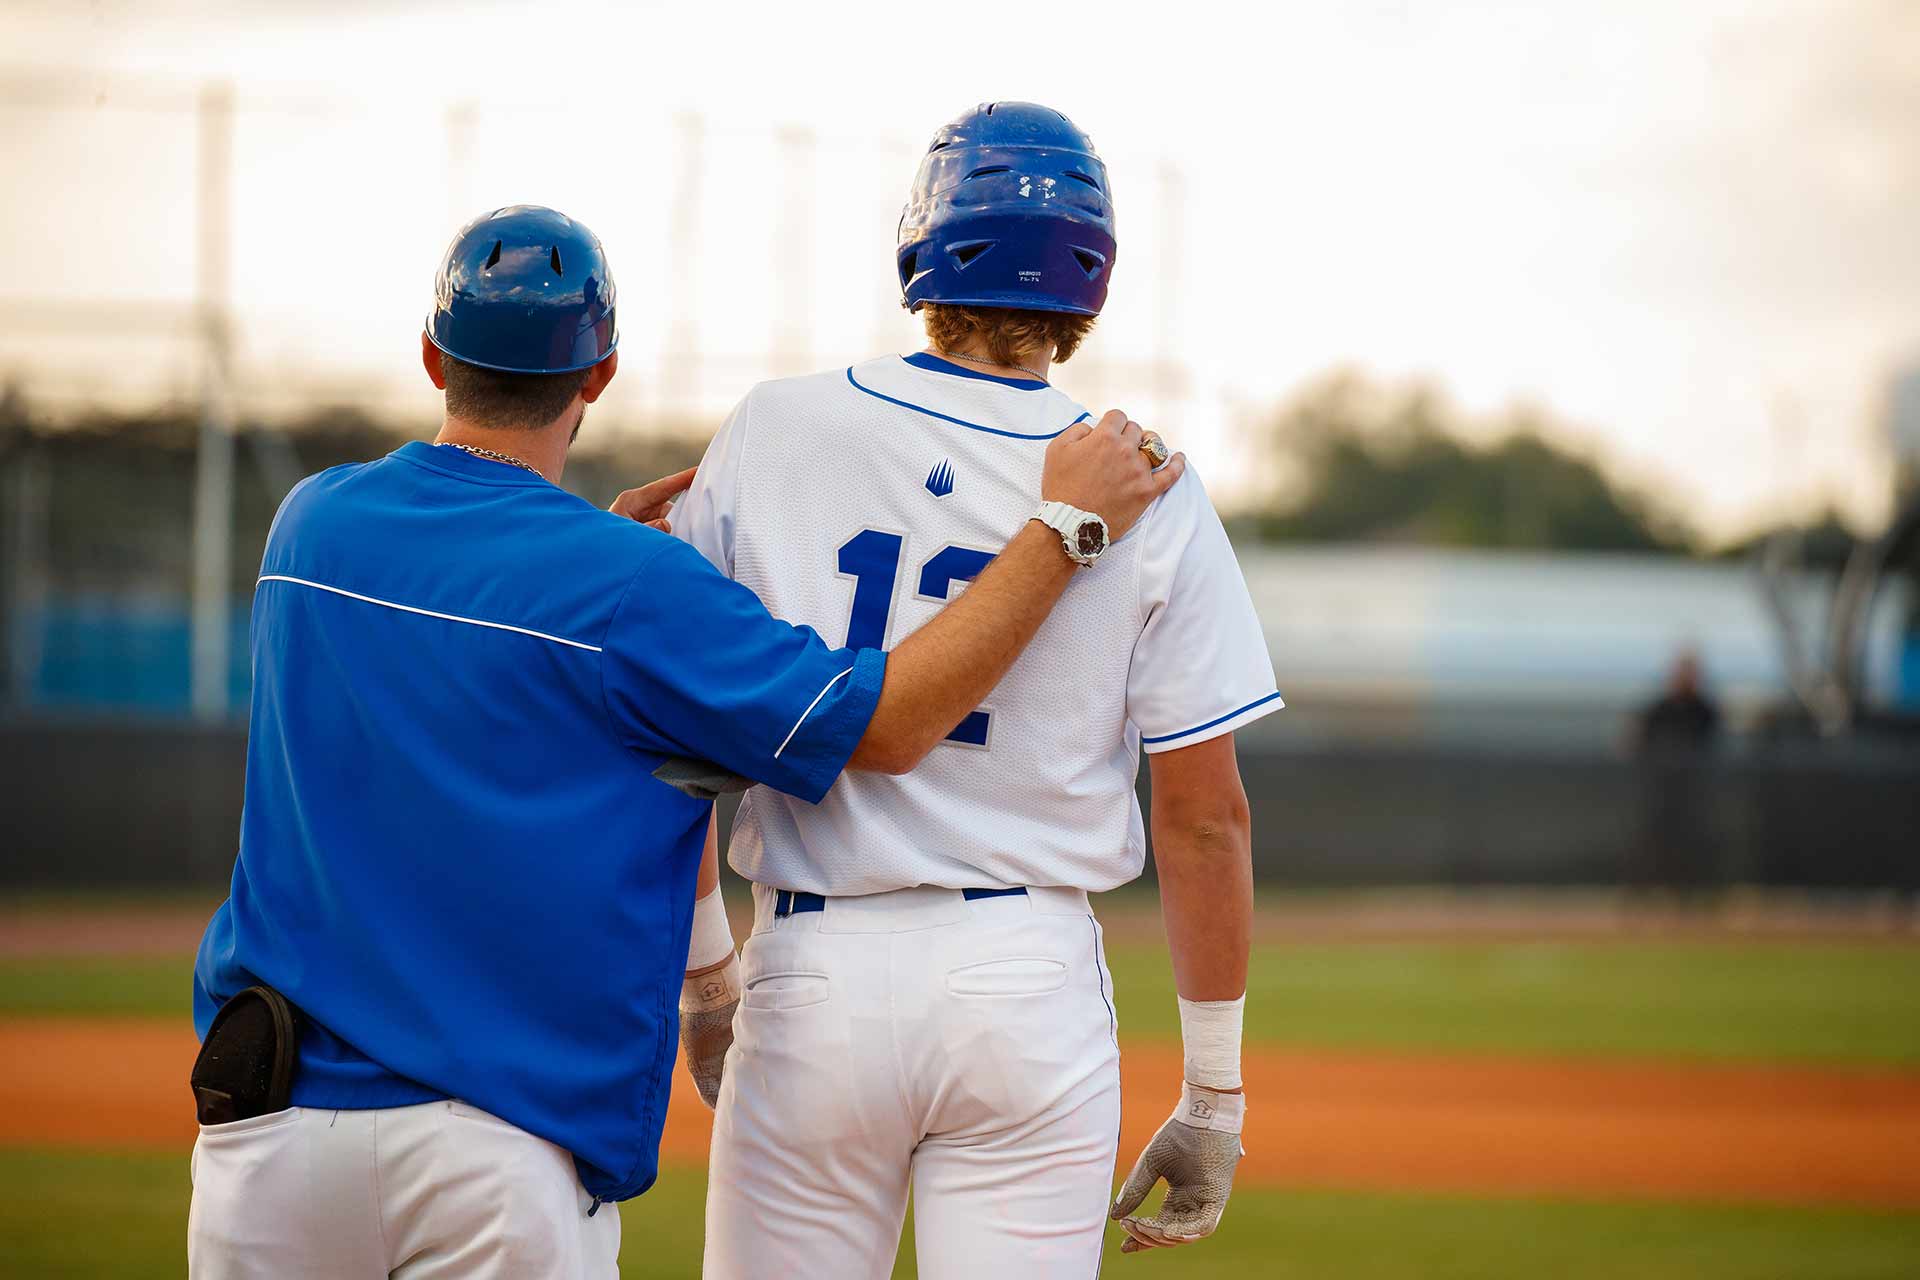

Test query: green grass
[5,1147,1917,1280]
[1104,939,1920,1066]
[0,955,193,1020]
[5,925,1918,1277]
[0,1148,192,1280]
[6,937,1920,1066]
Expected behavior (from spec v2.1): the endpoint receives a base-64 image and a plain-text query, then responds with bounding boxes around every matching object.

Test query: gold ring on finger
[1139,430,1170,468]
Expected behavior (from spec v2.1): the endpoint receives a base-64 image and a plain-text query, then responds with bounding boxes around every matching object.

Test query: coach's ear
[582,349,619,404]
[421,332,447,390]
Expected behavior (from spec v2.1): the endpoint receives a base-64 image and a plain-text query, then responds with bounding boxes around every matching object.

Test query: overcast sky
[1,0,1916,543]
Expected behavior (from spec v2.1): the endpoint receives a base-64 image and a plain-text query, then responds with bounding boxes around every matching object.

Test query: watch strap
[1034,500,1106,567]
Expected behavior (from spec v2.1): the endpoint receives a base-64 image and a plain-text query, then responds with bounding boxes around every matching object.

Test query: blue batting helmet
[895,102,1116,317]
[425,205,618,375]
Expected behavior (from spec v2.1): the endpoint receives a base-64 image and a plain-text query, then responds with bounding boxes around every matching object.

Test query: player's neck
[924,342,1053,385]
[433,411,577,484]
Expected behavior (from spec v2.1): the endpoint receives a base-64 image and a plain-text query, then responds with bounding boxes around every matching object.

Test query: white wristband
[681,953,742,1014]
[1172,1081,1246,1135]
[686,886,736,973]
[1177,994,1245,1090]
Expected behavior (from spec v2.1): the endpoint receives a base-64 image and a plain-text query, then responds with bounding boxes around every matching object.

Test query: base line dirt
[5,1020,1917,1209]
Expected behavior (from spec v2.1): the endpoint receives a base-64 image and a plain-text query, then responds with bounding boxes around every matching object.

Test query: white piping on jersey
[1140,690,1285,746]
[844,366,1089,441]
[774,666,855,760]
[256,575,603,653]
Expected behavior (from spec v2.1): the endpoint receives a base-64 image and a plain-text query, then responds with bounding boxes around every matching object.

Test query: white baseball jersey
[674,352,1280,895]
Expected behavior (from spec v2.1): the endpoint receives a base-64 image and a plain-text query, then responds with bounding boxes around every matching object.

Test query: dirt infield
[6,1019,1918,1209]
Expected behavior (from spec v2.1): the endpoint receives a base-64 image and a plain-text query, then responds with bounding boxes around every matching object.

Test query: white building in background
[1237,546,1910,748]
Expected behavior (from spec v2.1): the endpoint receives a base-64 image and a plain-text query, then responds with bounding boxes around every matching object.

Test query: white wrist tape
[685,886,736,973]
[680,954,742,1014]
[1178,994,1245,1090]
[1172,1081,1246,1135]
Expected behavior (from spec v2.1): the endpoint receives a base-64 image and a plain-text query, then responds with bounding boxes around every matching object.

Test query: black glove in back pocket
[189,985,302,1126]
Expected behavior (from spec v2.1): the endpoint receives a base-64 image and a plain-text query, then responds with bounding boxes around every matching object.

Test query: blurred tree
[1715,509,1860,571]
[1241,370,1691,553]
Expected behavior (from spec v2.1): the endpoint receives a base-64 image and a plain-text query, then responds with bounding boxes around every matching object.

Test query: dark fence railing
[1221,743,1917,891]
[3,721,1914,892]
[2,720,248,887]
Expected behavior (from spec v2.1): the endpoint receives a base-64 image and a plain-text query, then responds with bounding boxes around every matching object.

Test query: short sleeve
[672,392,751,576]
[602,537,886,803]
[1127,467,1282,753]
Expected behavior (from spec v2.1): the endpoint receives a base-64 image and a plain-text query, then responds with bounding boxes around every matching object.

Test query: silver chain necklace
[936,349,1049,384]
[436,442,544,478]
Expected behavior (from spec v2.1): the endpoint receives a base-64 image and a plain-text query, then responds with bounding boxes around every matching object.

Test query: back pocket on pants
[945,957,1068,998]
[742,971,831,1011]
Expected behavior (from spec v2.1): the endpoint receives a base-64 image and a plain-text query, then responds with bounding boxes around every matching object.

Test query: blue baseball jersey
[193,440,884,1202]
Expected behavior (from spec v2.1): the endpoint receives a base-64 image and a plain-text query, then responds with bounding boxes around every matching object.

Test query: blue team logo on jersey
[925,459,955,498]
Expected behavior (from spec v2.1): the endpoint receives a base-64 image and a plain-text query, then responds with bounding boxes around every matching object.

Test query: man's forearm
[848,522,1074,773]
[1157,796,1252,1097]
[695,808,720,898]
[1154,806,1253,1003]
[685,808,729,979]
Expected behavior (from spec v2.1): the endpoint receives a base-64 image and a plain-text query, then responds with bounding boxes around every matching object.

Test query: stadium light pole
[3,439,49,708]
[772,126,816,380]
[445,101,476,232]
[870,138,916,358]
[1154,160,1185,422]
[660,112,704,426]
[189,81,236,722]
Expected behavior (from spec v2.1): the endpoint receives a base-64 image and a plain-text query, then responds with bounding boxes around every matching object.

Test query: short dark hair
[440,356,593,430]
[922,304,1098,367]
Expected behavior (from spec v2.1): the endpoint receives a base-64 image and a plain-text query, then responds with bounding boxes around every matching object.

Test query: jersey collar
[392,440,552,486]
[902,351,1049,391]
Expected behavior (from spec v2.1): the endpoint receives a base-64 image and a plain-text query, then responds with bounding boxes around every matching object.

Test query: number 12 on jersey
[837,529,993,748]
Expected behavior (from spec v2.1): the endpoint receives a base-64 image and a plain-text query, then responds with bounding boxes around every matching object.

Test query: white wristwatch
[1033,500,1110,568]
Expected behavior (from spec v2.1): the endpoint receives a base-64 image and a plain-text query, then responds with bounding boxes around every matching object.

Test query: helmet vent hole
[1071,248,1106,280]
[550,246,564,275]
[1064,169,1102,190]
[929,140,952,152]
[898,250,918,288]
[484,240,502,270]
[965,165,1011,181]
[949,240,995,270]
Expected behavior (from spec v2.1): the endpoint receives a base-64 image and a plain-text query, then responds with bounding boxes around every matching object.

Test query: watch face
[1074,519,1107,559]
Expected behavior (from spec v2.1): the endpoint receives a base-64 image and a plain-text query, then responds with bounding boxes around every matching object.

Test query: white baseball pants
[705,884,1123,1279]
[187,1099,620,1279]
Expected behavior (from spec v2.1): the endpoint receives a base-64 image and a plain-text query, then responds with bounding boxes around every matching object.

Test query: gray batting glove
[1110,1085,1245,1253]
[679,956,741,1109]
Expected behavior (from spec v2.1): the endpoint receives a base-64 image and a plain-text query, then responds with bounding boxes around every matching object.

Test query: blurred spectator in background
[1636,650,1720,750]
[1628,649,1722,900]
